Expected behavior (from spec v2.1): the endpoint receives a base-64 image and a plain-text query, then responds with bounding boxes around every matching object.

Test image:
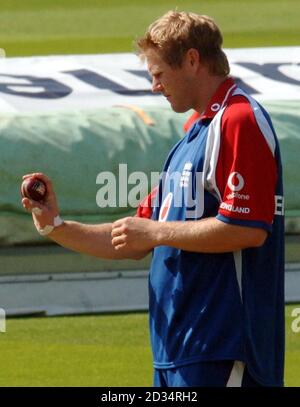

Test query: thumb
[22,197,44,213]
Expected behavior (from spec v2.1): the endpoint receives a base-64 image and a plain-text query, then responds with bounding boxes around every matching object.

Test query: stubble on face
[145,48,195,113]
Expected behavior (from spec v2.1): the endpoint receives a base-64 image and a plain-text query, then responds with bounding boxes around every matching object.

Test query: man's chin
[170,104,190,113]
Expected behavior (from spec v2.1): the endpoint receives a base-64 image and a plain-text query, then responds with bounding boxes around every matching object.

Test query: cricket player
[22,11,285,387]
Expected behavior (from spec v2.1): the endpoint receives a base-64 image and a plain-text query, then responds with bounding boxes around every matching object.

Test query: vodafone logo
[227,172,245,192]
[159,192,173,222]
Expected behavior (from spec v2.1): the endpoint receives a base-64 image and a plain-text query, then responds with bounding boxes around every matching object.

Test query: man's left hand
[111,217,159,252]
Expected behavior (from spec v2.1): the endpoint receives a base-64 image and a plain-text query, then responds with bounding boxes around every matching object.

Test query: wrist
[152,220,170,247]
[37,215,64,236]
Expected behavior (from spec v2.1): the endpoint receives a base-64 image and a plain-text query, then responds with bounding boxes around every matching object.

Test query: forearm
[155,217,267,253]
[21,173,148,260]
[49,220,147,260]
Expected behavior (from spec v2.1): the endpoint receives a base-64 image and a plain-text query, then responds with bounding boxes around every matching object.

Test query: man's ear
[186,48,201,69]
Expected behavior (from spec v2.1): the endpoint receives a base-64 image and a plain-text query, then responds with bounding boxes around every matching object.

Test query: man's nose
[152,77,163,93]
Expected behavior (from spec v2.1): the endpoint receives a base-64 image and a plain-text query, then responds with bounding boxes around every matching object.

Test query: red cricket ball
[21,177,47,202]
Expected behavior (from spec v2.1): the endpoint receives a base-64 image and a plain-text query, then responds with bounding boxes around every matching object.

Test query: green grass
[0,0,299,57]
[0,312,153,386]
[0,305,299,386]
[285,304,300,387]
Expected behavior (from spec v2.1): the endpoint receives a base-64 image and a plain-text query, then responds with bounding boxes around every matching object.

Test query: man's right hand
[21,172,61,236]
[21,172,149,260]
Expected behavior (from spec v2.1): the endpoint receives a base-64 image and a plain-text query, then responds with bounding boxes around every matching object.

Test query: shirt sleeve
[136,186,158,219]
[215,96,277,232]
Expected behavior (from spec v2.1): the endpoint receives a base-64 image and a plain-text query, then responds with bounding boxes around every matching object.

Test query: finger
[114,243,127,251]
[112,217,132,228]
[22,197,44,213]
[22,174,35,180]
[111,235,126,247]
[111,225,125,238]
[22,199,32,212]
[23,172,51,182]
[112,219,124,229]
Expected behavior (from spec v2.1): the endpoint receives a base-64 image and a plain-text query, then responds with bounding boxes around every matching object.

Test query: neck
[194,75,227,114]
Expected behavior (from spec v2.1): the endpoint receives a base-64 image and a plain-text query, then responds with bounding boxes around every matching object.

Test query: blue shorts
[153,361,261,387]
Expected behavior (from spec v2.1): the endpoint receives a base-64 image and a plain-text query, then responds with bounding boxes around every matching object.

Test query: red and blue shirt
[138,78,285,386]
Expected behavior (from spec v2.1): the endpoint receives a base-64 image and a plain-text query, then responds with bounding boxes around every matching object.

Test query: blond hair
[136,11,230,76]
